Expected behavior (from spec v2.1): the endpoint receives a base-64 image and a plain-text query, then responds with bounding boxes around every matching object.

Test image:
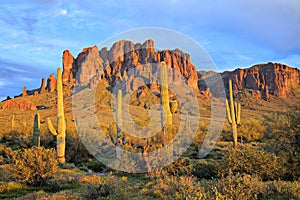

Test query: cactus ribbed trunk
[33,113,41,147]
[226,80,241,148]
[11,115,15,131]
[160,62,172,130]
[47,67,66,164]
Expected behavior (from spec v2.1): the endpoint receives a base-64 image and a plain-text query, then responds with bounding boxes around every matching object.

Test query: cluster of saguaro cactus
[160,62,172,130]
[33,113,41,147]
[225,79,241,148]
[47,67,66,163]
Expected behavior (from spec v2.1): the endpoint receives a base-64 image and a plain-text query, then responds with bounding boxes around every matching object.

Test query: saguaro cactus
[47,67,66,163]
[117,89,122,138]
[110,89,124,145]
[226,80,241,148]
[11,115,15,130]
[160,62,172,130]
[33,113,41,147]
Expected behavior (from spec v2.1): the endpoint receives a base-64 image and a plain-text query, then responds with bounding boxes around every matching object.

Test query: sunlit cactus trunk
[47,67,66,163]
[117,89,122,138]
[11,115,15,131]
[226,80,241,148]
[33,113,41,147]
[160,62,172,131]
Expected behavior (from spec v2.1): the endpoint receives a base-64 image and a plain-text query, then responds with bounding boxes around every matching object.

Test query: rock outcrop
[22,86,27,97]
[221,62,300,100]
[47,73,56,92]
[39,78,46,94]
[62,50,75,86]
[1,100,37,111]
[67,39,199,92]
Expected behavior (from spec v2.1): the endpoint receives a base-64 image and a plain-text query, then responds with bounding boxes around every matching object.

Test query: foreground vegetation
[0,73,299,199]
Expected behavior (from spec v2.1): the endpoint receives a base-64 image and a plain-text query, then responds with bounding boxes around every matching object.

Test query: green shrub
[210,172,263,200]
[8,147,58,186]
[141,175,207,199]
[219,146,285,181]
[66,134,91,164]
[263,180,300,199]
[164,158,193,176]
[87,159,107,172]
[239,118,265,142]
[192,159,219,179]
[264,111,300,180]
[82,174,125,200]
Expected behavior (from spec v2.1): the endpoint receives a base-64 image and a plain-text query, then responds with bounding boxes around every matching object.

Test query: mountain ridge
[2,39,300,103]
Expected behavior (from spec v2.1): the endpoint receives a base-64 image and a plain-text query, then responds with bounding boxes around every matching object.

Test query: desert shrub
[194,122,208,147]
[46,176,80,192]
[191,159,219,179]
[264,111,300,180]
[164,158,193,176]
[8,147,58,186]
[263,180,300,199]
[66,134,91,164]
[209,172,263,200]
[59,162,76,169]
[219,146,285,181]
[82,174,125,200]
[238,118,265,142]
[141,175,207,199]
[0,181,34,199]
[1,131,31,150]
[87,159,107,172]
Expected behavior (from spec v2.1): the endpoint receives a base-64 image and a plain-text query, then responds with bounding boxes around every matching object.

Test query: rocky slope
[221,62,300,100]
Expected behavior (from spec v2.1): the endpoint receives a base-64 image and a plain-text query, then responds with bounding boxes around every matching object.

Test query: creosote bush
[8,147,58,186]
[219,146,285,181]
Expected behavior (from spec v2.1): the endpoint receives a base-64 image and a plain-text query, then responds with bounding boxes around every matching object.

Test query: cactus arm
[236,103,241,124]
[47,118,57,136]
[226,99,233,124]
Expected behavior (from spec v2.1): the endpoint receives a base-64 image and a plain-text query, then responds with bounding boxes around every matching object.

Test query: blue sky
[0,0,300,100]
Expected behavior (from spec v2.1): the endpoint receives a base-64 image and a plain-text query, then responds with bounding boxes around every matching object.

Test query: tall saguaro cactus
[226,80,241,148]
[33,113,41,147]
[47,67,66,163]
[160,62,172,130]
[11,115,15,131]
[117,89,122,137]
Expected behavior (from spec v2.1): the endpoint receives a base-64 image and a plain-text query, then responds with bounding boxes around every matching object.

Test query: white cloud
[60,9,68,16]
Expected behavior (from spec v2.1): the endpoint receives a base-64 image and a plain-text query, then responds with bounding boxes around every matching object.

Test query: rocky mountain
[60,39,199,93]
[7,39,299,104]
[221,62,300,101]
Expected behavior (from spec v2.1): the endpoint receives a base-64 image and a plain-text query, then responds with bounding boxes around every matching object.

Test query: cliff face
[221,62,300,100]
[62,39,199,91]
[56,40,300,101]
